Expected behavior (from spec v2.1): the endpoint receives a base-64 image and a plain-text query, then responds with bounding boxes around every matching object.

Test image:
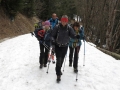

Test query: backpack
[34,21,43,29]
[34,28,45,40]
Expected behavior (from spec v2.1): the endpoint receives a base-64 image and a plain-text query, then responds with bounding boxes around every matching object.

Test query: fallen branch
[87,42,120,60]
[97,47,120,60]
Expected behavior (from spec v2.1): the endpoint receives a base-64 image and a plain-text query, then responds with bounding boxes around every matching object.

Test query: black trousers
[69,46,80,68]
[39,42,49,65]
[55,45,68,76]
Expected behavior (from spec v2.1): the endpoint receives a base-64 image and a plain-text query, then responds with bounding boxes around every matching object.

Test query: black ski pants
[69,46,80,68]
[55,45,68,76]
[39,42,49,65]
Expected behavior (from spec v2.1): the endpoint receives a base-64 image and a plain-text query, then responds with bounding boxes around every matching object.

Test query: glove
[40,40,43,44]
[52,45,55,52]
[30,32,34,37]
[40,40,44,44]
[51,40,55,45]
[37,37,41,41]
[76,35,80,39]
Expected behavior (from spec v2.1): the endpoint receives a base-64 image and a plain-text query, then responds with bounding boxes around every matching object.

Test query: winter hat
[44,21,50,26]
[61,15,68,22]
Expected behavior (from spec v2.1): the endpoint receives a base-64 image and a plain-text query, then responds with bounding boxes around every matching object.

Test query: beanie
[61,15,68,22]
[44,21,50,26]
[61,17,68,22]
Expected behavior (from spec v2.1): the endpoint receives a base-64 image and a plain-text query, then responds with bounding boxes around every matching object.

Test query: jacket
[51,23,76,47]
[44,29,52,47]
[49,18,59,29]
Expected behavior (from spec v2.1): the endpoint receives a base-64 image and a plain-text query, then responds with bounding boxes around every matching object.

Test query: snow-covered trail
[0,34,120,90]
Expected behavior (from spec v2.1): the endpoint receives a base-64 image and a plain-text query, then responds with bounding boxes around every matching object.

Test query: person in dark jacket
[51,15,80,81]
[32,22,45,69]
[39,21,52,68]
[69,22,84,73]
[42,21,52,67]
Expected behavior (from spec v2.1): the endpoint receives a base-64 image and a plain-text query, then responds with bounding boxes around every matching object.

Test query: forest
[0,0,120,54]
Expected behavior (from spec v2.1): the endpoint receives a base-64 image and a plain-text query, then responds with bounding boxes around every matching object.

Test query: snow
[0,34,120,90]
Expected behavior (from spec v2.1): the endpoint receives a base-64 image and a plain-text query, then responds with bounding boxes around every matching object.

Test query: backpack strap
[56,24,60,41]
[56,24,70,41]
[56,24,70,33]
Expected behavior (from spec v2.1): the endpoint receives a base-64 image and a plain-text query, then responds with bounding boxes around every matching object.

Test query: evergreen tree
[22,0,35,17]
[39,0,77,20]
[1,0,24,17]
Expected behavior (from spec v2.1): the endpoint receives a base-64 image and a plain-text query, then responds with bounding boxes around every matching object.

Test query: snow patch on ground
[0,34,120,90]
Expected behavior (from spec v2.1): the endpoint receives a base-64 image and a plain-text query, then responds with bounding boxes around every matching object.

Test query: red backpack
[38,30,45,38]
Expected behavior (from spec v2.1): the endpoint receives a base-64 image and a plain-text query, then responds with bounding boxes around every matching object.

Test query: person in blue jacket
[49,13,59,29]
[69,22,84,73]
[49,13,59,61]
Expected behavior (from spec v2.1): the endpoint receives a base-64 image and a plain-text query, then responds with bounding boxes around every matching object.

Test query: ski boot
[74,68,78,73]
[56,75,61,82]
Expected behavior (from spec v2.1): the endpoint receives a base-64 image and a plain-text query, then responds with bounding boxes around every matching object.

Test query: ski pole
[43,43,56,63]
[46,47,51,74]
[83,40,85,66]
[30,32,51,51]
[42,43,50,51]
[46,47,53,73]
[76,72,78,81]
[42,43,55,53]
[76,46,80,81]
[46,61,51,74]
[62,54,67,72]
[31,32,55,53]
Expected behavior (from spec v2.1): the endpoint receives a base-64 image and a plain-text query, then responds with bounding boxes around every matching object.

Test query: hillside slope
[0,8,39,40]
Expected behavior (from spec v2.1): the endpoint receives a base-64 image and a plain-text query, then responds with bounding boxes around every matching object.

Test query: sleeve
[51,25,58,41]
[69,38,75,42]
[69,26,76,38]
[33,29,39,38]
[80,27,85,40]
